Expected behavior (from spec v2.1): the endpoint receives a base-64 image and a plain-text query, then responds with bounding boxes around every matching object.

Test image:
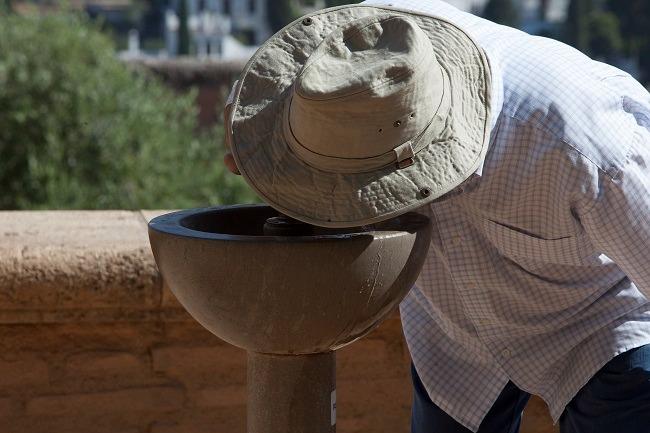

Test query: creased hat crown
[285,14,449,172]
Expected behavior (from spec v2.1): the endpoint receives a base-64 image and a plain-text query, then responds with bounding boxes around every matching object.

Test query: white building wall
[166,0,272,57]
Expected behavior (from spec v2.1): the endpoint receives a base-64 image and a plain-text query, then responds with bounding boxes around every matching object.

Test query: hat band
[283,70,451,174]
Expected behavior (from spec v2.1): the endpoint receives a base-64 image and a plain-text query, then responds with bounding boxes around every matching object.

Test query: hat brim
[230,4,492,228]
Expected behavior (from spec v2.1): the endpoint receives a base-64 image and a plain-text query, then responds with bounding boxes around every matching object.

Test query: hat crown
[296,15,428,101]
[287,14,447,162]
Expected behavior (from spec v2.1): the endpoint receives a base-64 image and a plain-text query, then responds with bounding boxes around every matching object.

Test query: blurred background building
[5,0,644,81]
[163,0,271,59]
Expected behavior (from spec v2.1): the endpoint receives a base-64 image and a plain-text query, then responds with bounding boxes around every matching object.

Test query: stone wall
[0,211,557,433]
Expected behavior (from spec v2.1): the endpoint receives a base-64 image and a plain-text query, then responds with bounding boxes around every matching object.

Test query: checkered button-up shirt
[361,0,650,430]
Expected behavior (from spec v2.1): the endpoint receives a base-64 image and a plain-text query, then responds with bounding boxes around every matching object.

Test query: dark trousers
[411,344,650,433]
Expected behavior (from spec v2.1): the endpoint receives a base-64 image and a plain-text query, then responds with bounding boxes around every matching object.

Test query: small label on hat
[393,141,415,167]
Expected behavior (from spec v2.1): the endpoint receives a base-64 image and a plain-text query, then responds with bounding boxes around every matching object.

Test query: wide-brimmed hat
[225,4,492,227]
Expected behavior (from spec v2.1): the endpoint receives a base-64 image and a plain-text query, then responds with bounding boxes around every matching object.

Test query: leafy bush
[0,12,258,210]
[482,0,520,28]
[266,0,301,32]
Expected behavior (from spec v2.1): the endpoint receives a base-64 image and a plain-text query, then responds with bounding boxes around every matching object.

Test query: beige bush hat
[225,4,492,228]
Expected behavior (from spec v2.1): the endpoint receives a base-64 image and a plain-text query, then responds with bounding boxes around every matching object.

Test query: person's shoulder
[493,38,644,181]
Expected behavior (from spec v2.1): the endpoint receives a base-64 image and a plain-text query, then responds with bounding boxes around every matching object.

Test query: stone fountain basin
[148,204,430,355]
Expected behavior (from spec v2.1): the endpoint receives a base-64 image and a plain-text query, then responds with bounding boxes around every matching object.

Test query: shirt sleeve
[577,79,650,296]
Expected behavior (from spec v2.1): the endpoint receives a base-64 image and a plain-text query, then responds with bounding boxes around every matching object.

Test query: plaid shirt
[361,0,650,430]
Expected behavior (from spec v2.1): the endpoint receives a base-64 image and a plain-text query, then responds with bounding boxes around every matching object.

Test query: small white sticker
[331,389,336,426]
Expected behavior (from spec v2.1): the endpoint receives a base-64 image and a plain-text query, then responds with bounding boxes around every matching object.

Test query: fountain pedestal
[148,204,430,432]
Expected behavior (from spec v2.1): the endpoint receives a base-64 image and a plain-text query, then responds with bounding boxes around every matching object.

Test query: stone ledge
[0,209,401,325]
[0,210,188,323]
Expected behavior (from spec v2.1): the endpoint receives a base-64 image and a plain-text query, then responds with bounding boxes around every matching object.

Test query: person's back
[367,1,650,432]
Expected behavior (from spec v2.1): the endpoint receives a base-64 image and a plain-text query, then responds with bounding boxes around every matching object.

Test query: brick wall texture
[0,314,558,433]
[0,211,558,433]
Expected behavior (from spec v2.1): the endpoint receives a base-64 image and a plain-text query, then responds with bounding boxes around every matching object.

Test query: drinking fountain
[148,203,430,433]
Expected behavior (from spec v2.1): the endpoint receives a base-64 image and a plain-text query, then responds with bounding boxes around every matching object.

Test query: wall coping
[0,210,191,324]
[126,58,246,85]
[0,210,403,326]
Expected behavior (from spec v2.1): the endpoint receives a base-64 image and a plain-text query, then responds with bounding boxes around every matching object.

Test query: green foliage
[606,0,650,83]
[125,0,147,28]
[482,0,520,28]
[588,11,623,59]
[640,43,650,87]
[565,0,593,53]
[266,0,301,32]
[606,0,650,51]
[178,0,190,55]
[0,12,258,210]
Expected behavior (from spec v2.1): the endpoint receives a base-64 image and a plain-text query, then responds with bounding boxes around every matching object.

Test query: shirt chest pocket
[481,218,589,268]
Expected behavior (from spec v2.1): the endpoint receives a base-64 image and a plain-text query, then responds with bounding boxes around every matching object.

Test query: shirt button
[450,235,463,246]
[501,348,512,358]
